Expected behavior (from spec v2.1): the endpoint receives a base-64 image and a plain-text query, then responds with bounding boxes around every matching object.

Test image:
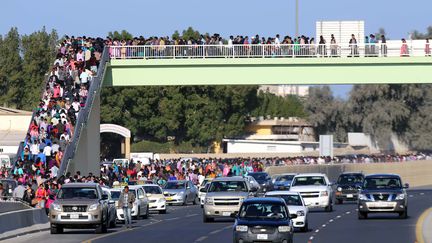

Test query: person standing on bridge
[118,186,135,228]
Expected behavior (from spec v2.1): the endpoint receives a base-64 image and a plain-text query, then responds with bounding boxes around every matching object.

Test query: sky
[1,0,431,98]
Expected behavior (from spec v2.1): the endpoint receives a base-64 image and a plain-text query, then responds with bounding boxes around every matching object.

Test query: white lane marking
[346,211,351,214]
[329,219,334,223]
[209,229,222,235]
[409,195,414,198]
[309,236,314,240]
[420,193,425,195]
[195,236,208,242]
[322,224,326,227]
[165,217,180,221]
[224,225,232,229]
[337,215,342,218]
[185,213,199,218]
[315,229,320,233]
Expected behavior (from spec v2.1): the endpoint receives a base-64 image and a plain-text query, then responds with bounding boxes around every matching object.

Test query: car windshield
[338,174,364,184]
[208,181,248,192]
[57,187,99,199]
[292,176,326,186]
[165,182,186,189]
[249,173,268,182]
[144,186,162,194]
[111,191,121,200]
[276,175,295,182]
[363,177,402,190]
[239,203,288,220]
[266,194,303,206]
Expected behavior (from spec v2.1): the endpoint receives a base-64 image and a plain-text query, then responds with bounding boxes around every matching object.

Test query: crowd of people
[106,33,431,58]
[9,36,105,192]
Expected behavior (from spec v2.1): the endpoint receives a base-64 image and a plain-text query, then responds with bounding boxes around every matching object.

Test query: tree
[181,27,201,41]
[20,27,58,110]
[412,26,432,39]
[108,30,133,40]
[0,27,23,107]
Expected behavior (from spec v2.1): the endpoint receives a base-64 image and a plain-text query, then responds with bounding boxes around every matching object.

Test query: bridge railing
[110,41,431,59]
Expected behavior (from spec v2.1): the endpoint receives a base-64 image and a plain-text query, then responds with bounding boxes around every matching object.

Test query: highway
[4,189,431,243]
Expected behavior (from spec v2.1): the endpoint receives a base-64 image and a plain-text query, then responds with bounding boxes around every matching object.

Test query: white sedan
[265,191,309,232]
[141,184,167,214]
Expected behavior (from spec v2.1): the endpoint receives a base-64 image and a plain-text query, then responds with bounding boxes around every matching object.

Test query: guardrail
[59,47,109,175]
[110,42,431,59]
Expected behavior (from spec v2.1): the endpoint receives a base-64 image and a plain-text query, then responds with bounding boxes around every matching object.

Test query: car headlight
[158,198,166,203]
[395,194,405,200]
[51,203,62,212]
[320,191,328,197]
[205,197,214,205]
[235,225,248,232]
[337,187,342,192]
[297,210,305,216]
[88,203,99,211]
[278,226,291,232]
[358,194,369,201]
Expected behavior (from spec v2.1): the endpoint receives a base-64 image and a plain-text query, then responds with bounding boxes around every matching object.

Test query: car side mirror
[199,188,207,193]
[230,213,238,218]
[108,200,115,205]
[101,194,109,200]
[289,214,298,219]
[404,183,409,189]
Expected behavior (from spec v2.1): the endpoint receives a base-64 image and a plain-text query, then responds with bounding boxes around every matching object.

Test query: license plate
[257,234,268,240]
[347,194,353,198]
[222,212,231,216]
[166,197,173,201]
[70,214,79,219]
[369,202,393,207]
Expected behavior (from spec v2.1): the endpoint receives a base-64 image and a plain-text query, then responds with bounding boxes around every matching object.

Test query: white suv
[289,173,333,212]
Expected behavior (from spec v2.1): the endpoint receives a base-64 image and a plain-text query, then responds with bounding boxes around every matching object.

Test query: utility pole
[295,0,299,37]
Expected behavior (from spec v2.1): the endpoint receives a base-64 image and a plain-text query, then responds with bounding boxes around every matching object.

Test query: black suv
[232,197,296,243]
[357,174,409,219]
[335,172,364,204]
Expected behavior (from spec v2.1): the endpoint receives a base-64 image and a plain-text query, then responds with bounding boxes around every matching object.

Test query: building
[0,107,32,158]
[316,20,365,46]
[258,85,309,97]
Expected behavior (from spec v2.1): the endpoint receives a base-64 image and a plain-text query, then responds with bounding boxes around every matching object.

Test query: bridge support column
[68,95,101,175]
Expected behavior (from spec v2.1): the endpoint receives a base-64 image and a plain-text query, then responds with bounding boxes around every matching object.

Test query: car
[244,175,261,193]
[141,184,167,214]
[232,197,296,243]
[273,173,296,191]
[163,180,198,206]
[289,173,333,212]
[357,174,409,219]
[335,172,364,204]
[199,182,211,208]
[110,186,150,221]
[49,183,113,234]
[0,179,17,197]
[199,178,214,190]
[101,187,117,228]
[248,172,273,194]
[265,191,309,232]
[203,177,257,222]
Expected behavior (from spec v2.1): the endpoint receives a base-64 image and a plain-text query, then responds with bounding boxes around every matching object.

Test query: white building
[259,85,309,97]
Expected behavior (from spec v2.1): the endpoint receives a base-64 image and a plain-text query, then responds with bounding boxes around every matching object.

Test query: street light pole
[295,0,299,37]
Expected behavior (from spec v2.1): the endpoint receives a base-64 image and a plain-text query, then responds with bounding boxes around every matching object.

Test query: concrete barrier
[0,201,31,214]
[266,160,432,187]
[0,206,48,234]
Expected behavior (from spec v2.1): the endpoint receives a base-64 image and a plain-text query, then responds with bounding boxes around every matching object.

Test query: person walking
[381,35,387,57]
[118,186,135,228]
[425,39,431,57]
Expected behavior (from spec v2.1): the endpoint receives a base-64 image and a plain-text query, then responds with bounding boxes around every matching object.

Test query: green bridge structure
[59,43,432,175]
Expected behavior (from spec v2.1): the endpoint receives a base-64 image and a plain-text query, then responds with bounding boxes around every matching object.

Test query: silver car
[163,180,198,206]
[101,187,117,228]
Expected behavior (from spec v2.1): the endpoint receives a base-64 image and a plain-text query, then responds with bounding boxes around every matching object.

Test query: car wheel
[183,197,188,206]
[301,222,309,232]
[325,204,333,212]
[192,196,198,205]
[203,214,214,223]
[95,220,107,234]
[109,215,117,228]
[399,208,408,219]
[358,211,367,220]
[143,206,149,219]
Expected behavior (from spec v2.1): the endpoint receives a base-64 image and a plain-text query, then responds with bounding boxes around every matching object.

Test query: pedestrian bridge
[104,41,432,86]
[61,41,432,175]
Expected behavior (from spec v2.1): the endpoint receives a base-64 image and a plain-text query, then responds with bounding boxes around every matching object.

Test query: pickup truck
[289,173,333,212]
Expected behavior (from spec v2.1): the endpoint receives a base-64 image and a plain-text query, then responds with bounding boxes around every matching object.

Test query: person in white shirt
[50,165,59,178]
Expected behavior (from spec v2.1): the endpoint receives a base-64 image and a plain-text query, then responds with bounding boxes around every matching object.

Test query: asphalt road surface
[4,189,431,243]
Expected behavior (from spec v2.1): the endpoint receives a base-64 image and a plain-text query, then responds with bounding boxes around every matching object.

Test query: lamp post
[295,0,299,37]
